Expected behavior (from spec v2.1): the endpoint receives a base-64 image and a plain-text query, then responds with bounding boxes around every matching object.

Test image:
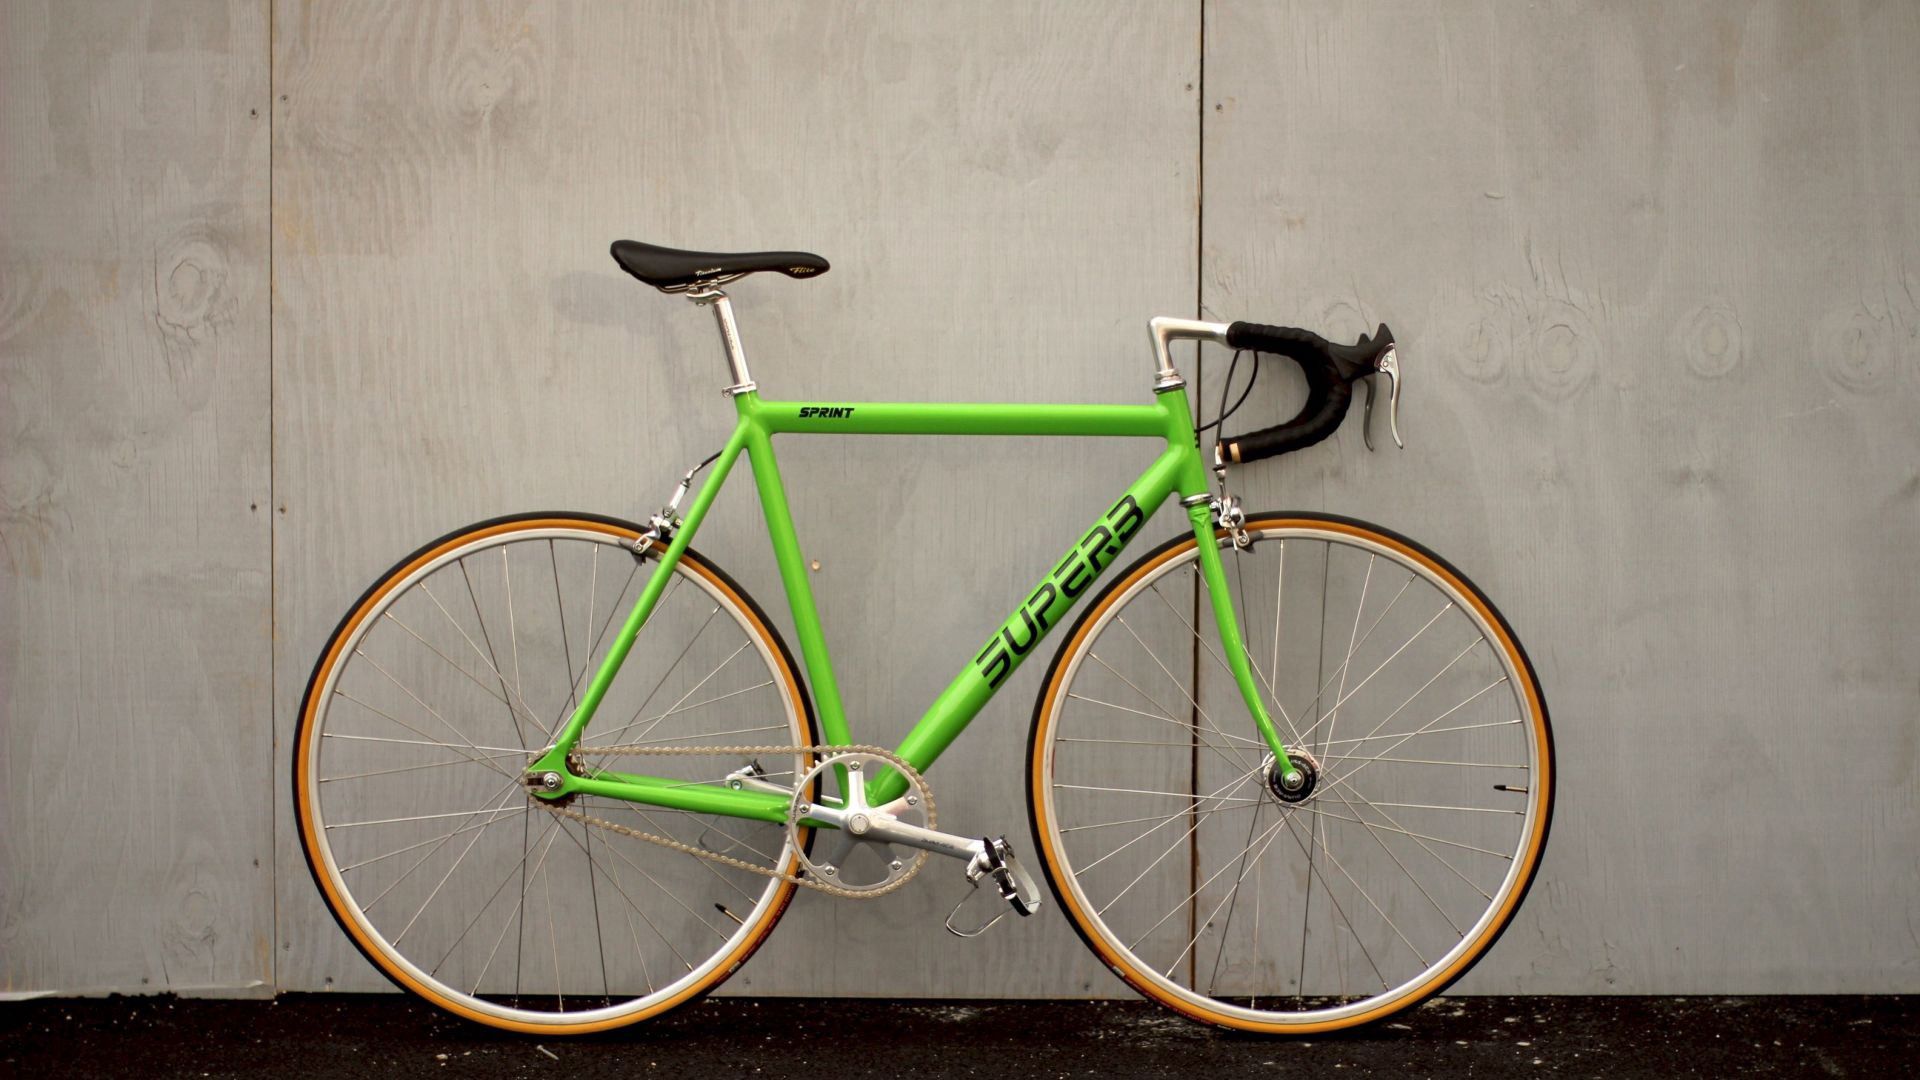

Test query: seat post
[688,287,756,395]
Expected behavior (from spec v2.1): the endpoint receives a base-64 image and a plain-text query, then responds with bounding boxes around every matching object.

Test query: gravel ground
[2,994,1912,1078]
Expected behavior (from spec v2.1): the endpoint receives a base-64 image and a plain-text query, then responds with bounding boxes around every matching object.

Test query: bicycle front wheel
[1028,513,1552,1033]
[295,512,816,1034]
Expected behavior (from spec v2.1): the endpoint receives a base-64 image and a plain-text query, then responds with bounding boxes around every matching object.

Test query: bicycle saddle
[610,240,829,292]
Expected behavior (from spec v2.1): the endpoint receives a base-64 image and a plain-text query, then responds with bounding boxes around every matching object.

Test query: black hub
[1267,754,1318,803]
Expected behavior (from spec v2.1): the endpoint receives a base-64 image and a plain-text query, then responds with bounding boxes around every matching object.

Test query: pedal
[943,837,1042,939]
[982,837,1043,916]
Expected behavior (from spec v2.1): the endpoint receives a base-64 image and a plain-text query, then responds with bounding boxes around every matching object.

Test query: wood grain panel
[0,0,273,994]
[270,0,1199,996]
[1203,0,1920,992]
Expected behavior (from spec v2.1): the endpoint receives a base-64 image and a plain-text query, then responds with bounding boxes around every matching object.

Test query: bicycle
[295,240,1553,1035]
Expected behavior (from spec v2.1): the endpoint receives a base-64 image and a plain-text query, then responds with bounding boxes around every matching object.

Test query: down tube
[870,446,1191,805]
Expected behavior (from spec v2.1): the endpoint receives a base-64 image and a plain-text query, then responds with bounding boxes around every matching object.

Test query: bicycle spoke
[1288,801,1511,862]
[415,579,547,739]
[328,796,525,831]
[1114,615,1260,775]
[321,731,527,755]
[1061,802,1259,835]
[1319,716,1517,749]
[1204,799,1269,993]
[1156,810,1293,975]
[1058,735,1239,750]
[588,828,733,946]
[1318,784,1462,937]
[349,650,516,781]
[1269,539,1285,692]
[553,820,699,973]
[1318,753,1526,769]
[586,681,776,748]
[1292,601,1454,749]
[1066,689,1261,748]
[1226,549,1303,743]
[1152,577,1302,746]
[339,807,529,873]
[580,822,612,1000]
[1085,654,1260,778]
[395,782,527,945]
[615,723,789,747]
[1280,803,1391,994]
[459,557,536,752]
[1094,768,1263,912]
[595,601,724,743]
[627,808,771,902]
[361,779,525,916]
[320,749,526,783]
[1323,553,1374,760]
[548,539,580,739]
[1328,781,1496,899]
[1311,678,1514,804]
[1280,562,1418,743]
[330,690,523,779]
[432,816,556,978]
[1076,794,1257,879]
[1307,820,1429,970]
[553,568,663,733]
[624,642,754,745]
[468,820,563,995]
[502,547,527,737]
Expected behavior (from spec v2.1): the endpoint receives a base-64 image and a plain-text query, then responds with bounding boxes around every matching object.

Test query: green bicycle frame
[526,388,1299,821]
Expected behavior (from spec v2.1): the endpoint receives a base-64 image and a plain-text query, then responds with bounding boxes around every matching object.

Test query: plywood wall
[1200,0,1920,993]
[1,1,273,994]
[2,0,1914,997]
[266,0,1198,997]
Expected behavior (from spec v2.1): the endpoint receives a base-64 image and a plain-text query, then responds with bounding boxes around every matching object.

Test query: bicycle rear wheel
[1028,513,1552,1033]
[294,512,815,1034]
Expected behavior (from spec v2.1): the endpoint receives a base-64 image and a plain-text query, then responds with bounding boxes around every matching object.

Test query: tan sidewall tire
[1026,513,1553,1034]
[293,513,815,1034]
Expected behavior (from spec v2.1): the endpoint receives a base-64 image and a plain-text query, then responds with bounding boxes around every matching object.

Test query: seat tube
[738,412,854,746]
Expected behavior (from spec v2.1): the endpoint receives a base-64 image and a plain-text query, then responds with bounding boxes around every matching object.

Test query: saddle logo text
[798,405,857,419]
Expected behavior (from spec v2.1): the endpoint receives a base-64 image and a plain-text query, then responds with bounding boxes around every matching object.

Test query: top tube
[745,396,1179,439]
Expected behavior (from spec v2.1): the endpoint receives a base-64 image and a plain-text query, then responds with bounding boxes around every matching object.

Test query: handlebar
[1216,321,1401,464]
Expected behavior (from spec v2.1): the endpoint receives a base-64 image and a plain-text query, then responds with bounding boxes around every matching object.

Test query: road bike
[295,240,1554,1035]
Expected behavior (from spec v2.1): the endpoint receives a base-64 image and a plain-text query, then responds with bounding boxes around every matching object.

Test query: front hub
[1265,750,1319,803]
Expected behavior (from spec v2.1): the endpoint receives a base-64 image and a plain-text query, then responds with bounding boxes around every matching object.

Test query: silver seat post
[687,286,756,396]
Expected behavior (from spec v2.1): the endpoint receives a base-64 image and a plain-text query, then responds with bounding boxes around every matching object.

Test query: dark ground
[1,994,1912,1078]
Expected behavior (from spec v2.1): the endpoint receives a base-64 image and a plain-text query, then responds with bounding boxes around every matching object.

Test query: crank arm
[802,801,979,860]
[724,761,843,808]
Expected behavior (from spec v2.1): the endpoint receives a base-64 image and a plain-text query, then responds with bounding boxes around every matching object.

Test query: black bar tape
[1218,322,1354,464]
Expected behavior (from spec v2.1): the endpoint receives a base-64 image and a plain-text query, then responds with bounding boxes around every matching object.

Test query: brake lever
[1360,345,1403,451]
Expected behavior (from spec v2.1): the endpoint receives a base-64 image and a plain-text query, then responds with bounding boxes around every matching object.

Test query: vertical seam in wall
[266,0,279,996]
[1185,0,1206,990]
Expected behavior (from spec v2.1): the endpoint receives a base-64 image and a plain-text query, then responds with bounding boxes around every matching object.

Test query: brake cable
[1195,348,1258,442]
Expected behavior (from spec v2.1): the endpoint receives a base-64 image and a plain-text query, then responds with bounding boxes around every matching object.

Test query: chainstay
[531,744,933,900]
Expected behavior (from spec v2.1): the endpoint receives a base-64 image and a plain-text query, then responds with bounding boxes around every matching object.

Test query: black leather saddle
[610,240,829,292]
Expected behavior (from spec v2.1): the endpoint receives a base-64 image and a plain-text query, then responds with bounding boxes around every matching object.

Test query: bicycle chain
[530,744,934,901]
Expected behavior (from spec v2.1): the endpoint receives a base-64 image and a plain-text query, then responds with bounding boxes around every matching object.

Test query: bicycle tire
[294,511,817,1034]
[1027,512,1553,1033]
